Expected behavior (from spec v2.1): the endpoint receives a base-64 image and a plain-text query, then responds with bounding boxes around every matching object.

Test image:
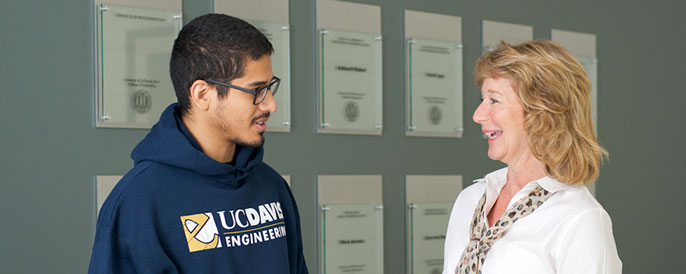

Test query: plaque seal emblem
[429,105,442,125]
[344,101,359,122]
[132,89,152,114]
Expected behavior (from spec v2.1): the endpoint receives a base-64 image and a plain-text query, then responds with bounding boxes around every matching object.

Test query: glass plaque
[321,203,384,274]
[408,202,452,274]
[319,29,383,135]
[578,56,599,197]
[96,4,181,128]
[481,20,533,53]
[249,20,291,132]
[95,175,123,217]
[577,56,598,129]
[406,39,463,137]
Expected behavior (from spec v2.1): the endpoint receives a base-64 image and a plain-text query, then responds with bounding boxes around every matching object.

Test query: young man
[89,14,308,274]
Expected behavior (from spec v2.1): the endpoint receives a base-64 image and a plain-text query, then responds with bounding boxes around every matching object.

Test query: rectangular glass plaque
[409,202,452,274]
[319,29,383,135]
[95,175,123,218]
[482,20,533,52]
[578,56,599,196]
[249,20,291,132]
[96,4,181,128]
[321,203,384,274]
[577,56,598,129]
[406,39,463,137]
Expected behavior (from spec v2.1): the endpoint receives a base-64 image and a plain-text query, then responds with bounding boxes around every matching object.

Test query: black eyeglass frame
[206,76,280,105]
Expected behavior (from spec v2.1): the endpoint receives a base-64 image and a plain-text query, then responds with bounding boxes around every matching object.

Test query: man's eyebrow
[243,80,270,88]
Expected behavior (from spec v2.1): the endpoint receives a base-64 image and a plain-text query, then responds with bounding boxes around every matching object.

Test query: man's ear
[188,80,212,111]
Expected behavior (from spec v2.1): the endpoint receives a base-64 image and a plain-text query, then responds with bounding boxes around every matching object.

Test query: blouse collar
[476,167,578,194]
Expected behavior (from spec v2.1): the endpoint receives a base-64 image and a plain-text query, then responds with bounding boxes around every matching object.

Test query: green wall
[1,0,684,273]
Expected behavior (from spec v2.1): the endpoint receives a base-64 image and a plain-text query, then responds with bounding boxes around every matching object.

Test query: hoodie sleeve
[89,175,180,274]
[89,222,180,274]
[88,224,135,274]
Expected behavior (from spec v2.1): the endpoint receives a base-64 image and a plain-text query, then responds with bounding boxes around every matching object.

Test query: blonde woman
[443,40,622,274]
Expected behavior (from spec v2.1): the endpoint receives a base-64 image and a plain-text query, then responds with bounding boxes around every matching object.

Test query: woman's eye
[490,99,499,104]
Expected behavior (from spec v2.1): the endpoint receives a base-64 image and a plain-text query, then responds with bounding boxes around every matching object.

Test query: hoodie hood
[131,103,264,185]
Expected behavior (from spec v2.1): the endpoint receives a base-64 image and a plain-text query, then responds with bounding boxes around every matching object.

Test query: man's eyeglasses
[206,76,280,105]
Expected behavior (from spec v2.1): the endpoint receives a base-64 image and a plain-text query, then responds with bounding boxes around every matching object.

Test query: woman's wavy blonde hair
[474,40,608,185]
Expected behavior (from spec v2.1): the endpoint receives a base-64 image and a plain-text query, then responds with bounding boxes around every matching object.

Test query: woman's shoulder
[538,176,606,211]
[551,184,607,212]
[544,185,622,272]
[538,183,615,234]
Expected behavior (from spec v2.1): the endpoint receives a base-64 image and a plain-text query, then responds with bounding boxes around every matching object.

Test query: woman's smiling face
[473,77,531,165]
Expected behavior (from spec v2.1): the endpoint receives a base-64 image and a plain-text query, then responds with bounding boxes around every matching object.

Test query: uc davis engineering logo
[180,213,221,252]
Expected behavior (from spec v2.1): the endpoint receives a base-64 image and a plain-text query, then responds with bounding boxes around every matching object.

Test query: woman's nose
[473,101,487,124]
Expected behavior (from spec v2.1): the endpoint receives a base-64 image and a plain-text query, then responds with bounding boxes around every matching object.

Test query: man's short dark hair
[170,14,274,116]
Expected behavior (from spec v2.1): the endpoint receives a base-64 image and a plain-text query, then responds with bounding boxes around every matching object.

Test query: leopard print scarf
[455,185,553,274]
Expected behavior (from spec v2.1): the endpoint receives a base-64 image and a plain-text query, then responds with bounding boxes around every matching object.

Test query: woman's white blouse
[442,168,622,274]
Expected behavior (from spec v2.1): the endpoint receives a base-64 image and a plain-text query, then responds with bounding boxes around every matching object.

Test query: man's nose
[259,91,277,113]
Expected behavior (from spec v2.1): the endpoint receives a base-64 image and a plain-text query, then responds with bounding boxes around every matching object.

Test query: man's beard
[214,106,269,148]
[236,113,270,148]
[233,132,265,148]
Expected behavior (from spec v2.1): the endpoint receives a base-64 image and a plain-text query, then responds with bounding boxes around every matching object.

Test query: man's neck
[182,114,236,163]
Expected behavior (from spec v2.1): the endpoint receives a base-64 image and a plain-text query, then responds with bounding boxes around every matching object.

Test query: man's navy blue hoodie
[89,103,308,274]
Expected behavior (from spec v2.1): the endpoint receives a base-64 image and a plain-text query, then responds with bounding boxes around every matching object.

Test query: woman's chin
[487,151,503,161]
